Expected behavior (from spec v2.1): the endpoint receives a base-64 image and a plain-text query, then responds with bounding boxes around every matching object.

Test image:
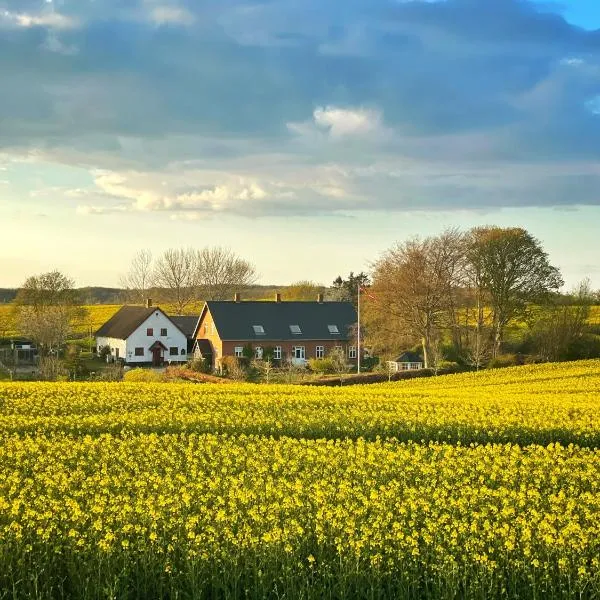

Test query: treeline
[362,227,600,369]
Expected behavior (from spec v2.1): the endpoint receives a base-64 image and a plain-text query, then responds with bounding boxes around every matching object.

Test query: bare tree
[196,246,257,301]
[328,347,350,385]
[15,271,86,355]
[120,250,153,303]
[366,230,465,369]
[152,248,199,314]
[467,227,563,358]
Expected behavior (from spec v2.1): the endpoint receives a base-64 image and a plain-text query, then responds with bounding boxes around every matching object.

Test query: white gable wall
[97,310,188,365]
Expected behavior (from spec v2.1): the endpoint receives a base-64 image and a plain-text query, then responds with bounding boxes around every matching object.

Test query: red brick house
[193,294,358,368]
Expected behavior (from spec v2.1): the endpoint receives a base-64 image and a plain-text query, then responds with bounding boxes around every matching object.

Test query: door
[152,347,163,367]
[292,346,306,365]
[115,348,120,360]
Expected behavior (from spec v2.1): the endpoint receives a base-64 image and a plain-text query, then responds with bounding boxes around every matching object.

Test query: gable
[95,306,187,340]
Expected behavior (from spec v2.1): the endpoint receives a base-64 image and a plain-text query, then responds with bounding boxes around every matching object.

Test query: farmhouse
[95,302,189,366]
[193,293,358,368]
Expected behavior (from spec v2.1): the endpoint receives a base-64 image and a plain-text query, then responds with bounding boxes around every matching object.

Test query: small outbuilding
[387,351,424,372]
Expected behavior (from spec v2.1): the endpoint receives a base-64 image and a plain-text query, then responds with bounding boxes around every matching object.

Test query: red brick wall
[221,340,357,362]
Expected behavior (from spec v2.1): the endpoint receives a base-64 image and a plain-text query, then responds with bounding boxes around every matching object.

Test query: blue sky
[1,0,599,288]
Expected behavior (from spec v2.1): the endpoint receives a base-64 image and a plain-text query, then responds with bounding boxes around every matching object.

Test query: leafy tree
[467,227,563,357]
[283,281,326,301]
[330,272,371,306]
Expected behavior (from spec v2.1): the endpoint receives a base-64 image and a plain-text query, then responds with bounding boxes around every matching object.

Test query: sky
[1,0,600,289]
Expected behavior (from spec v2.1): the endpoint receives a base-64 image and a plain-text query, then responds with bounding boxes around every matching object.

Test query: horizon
[1,0,600,289]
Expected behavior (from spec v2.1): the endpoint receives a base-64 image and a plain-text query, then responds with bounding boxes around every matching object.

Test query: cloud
[1,9,78,29]
[1,0,600,218]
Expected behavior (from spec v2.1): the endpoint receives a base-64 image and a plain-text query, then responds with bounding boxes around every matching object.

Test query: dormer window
[289,325,301,334]
[328,325,339,334]
[253,325,265,335]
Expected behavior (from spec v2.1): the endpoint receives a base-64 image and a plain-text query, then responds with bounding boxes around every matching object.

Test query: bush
[360,356,379,372]
[123,368,165,383]
[307,358,335,374]
[188,357,211,373]
[487,354,524,370]
[220,356,248,381]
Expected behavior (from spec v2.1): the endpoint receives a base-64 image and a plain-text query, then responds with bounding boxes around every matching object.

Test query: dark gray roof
[95,306,185,340]
[394,351,422,363]
[205,301,357,341]
[170,316,199,338]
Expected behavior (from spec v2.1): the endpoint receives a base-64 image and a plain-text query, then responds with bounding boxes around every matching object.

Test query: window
[234,346,244,357]
[161,328,167,336]
[146,328,153,336]
[181,348,186,355]
[253,325,265,335]
[273,346,282,360]
[316,346,324,358]
[134,347,144,357]
[289,325,301,334]
[255,346,263,359]
[169,347,178,356]
[293,346,306,360]
[348,346,357,359]
[328,324,339,334]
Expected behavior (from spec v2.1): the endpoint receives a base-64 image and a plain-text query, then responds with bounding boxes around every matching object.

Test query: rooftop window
[289,325,302,334]
[253,325,265,335]
[328,324,339,334]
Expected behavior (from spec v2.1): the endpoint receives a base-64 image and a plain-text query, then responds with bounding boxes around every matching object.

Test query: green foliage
[307,357,336,374]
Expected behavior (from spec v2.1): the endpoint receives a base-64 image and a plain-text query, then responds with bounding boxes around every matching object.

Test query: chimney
[275,293,282,303]
[146,298,152,308]
[234,292,241,303]
[317,293,324,303]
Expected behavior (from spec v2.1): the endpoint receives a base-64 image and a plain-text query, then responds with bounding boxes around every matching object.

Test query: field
[0,361,599,598]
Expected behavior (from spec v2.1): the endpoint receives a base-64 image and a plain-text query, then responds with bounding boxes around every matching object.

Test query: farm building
[95,301,189,367]
[387,351,424,372]
[193,293,359,369]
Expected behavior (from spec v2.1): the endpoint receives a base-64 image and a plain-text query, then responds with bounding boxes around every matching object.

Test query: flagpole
[357,284,361,374]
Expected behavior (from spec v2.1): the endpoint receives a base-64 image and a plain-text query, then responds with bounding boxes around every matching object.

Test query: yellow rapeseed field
[0,360,599,598]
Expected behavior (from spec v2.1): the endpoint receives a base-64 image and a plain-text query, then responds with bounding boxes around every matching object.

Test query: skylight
[289,325,301,334]
[328,324,339,334]
[253,325,265,335]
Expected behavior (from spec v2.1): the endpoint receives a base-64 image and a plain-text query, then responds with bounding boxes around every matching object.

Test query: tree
[120,250,153,303]
[366,231,465,369]
[283,281,325,301]
[329,346,350,385]
[152,248,199,314]
[196,246,257,301]
[529,279,593,362]
[330,272,371,306]
[15,271,85,355]
[467,227,563,357]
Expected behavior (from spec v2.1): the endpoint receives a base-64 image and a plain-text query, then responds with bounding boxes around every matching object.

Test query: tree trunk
[421,337,430,369]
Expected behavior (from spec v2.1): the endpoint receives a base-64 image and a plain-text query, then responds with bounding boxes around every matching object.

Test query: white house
[95,303,189,366]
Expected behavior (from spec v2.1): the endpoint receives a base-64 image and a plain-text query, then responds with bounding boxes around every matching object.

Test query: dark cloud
[1,0,600,214]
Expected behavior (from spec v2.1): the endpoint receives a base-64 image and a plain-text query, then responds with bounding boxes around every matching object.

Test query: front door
[292,346,306,365]
[152,347,163,367]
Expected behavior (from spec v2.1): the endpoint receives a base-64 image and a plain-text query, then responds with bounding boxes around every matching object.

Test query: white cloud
[2,10,78,29]
[288,106,389,141]
[149,5,195,25]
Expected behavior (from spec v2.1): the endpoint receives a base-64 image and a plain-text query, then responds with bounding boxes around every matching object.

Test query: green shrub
[123,368,165,383]
[487,354,524,369]
[308,358,335,374]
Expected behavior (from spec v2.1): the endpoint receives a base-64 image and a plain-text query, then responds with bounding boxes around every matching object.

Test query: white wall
[97,336,126,361]
[97,310,188,365]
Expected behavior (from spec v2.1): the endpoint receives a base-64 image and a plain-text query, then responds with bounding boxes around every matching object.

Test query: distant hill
[0,285,293,305]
